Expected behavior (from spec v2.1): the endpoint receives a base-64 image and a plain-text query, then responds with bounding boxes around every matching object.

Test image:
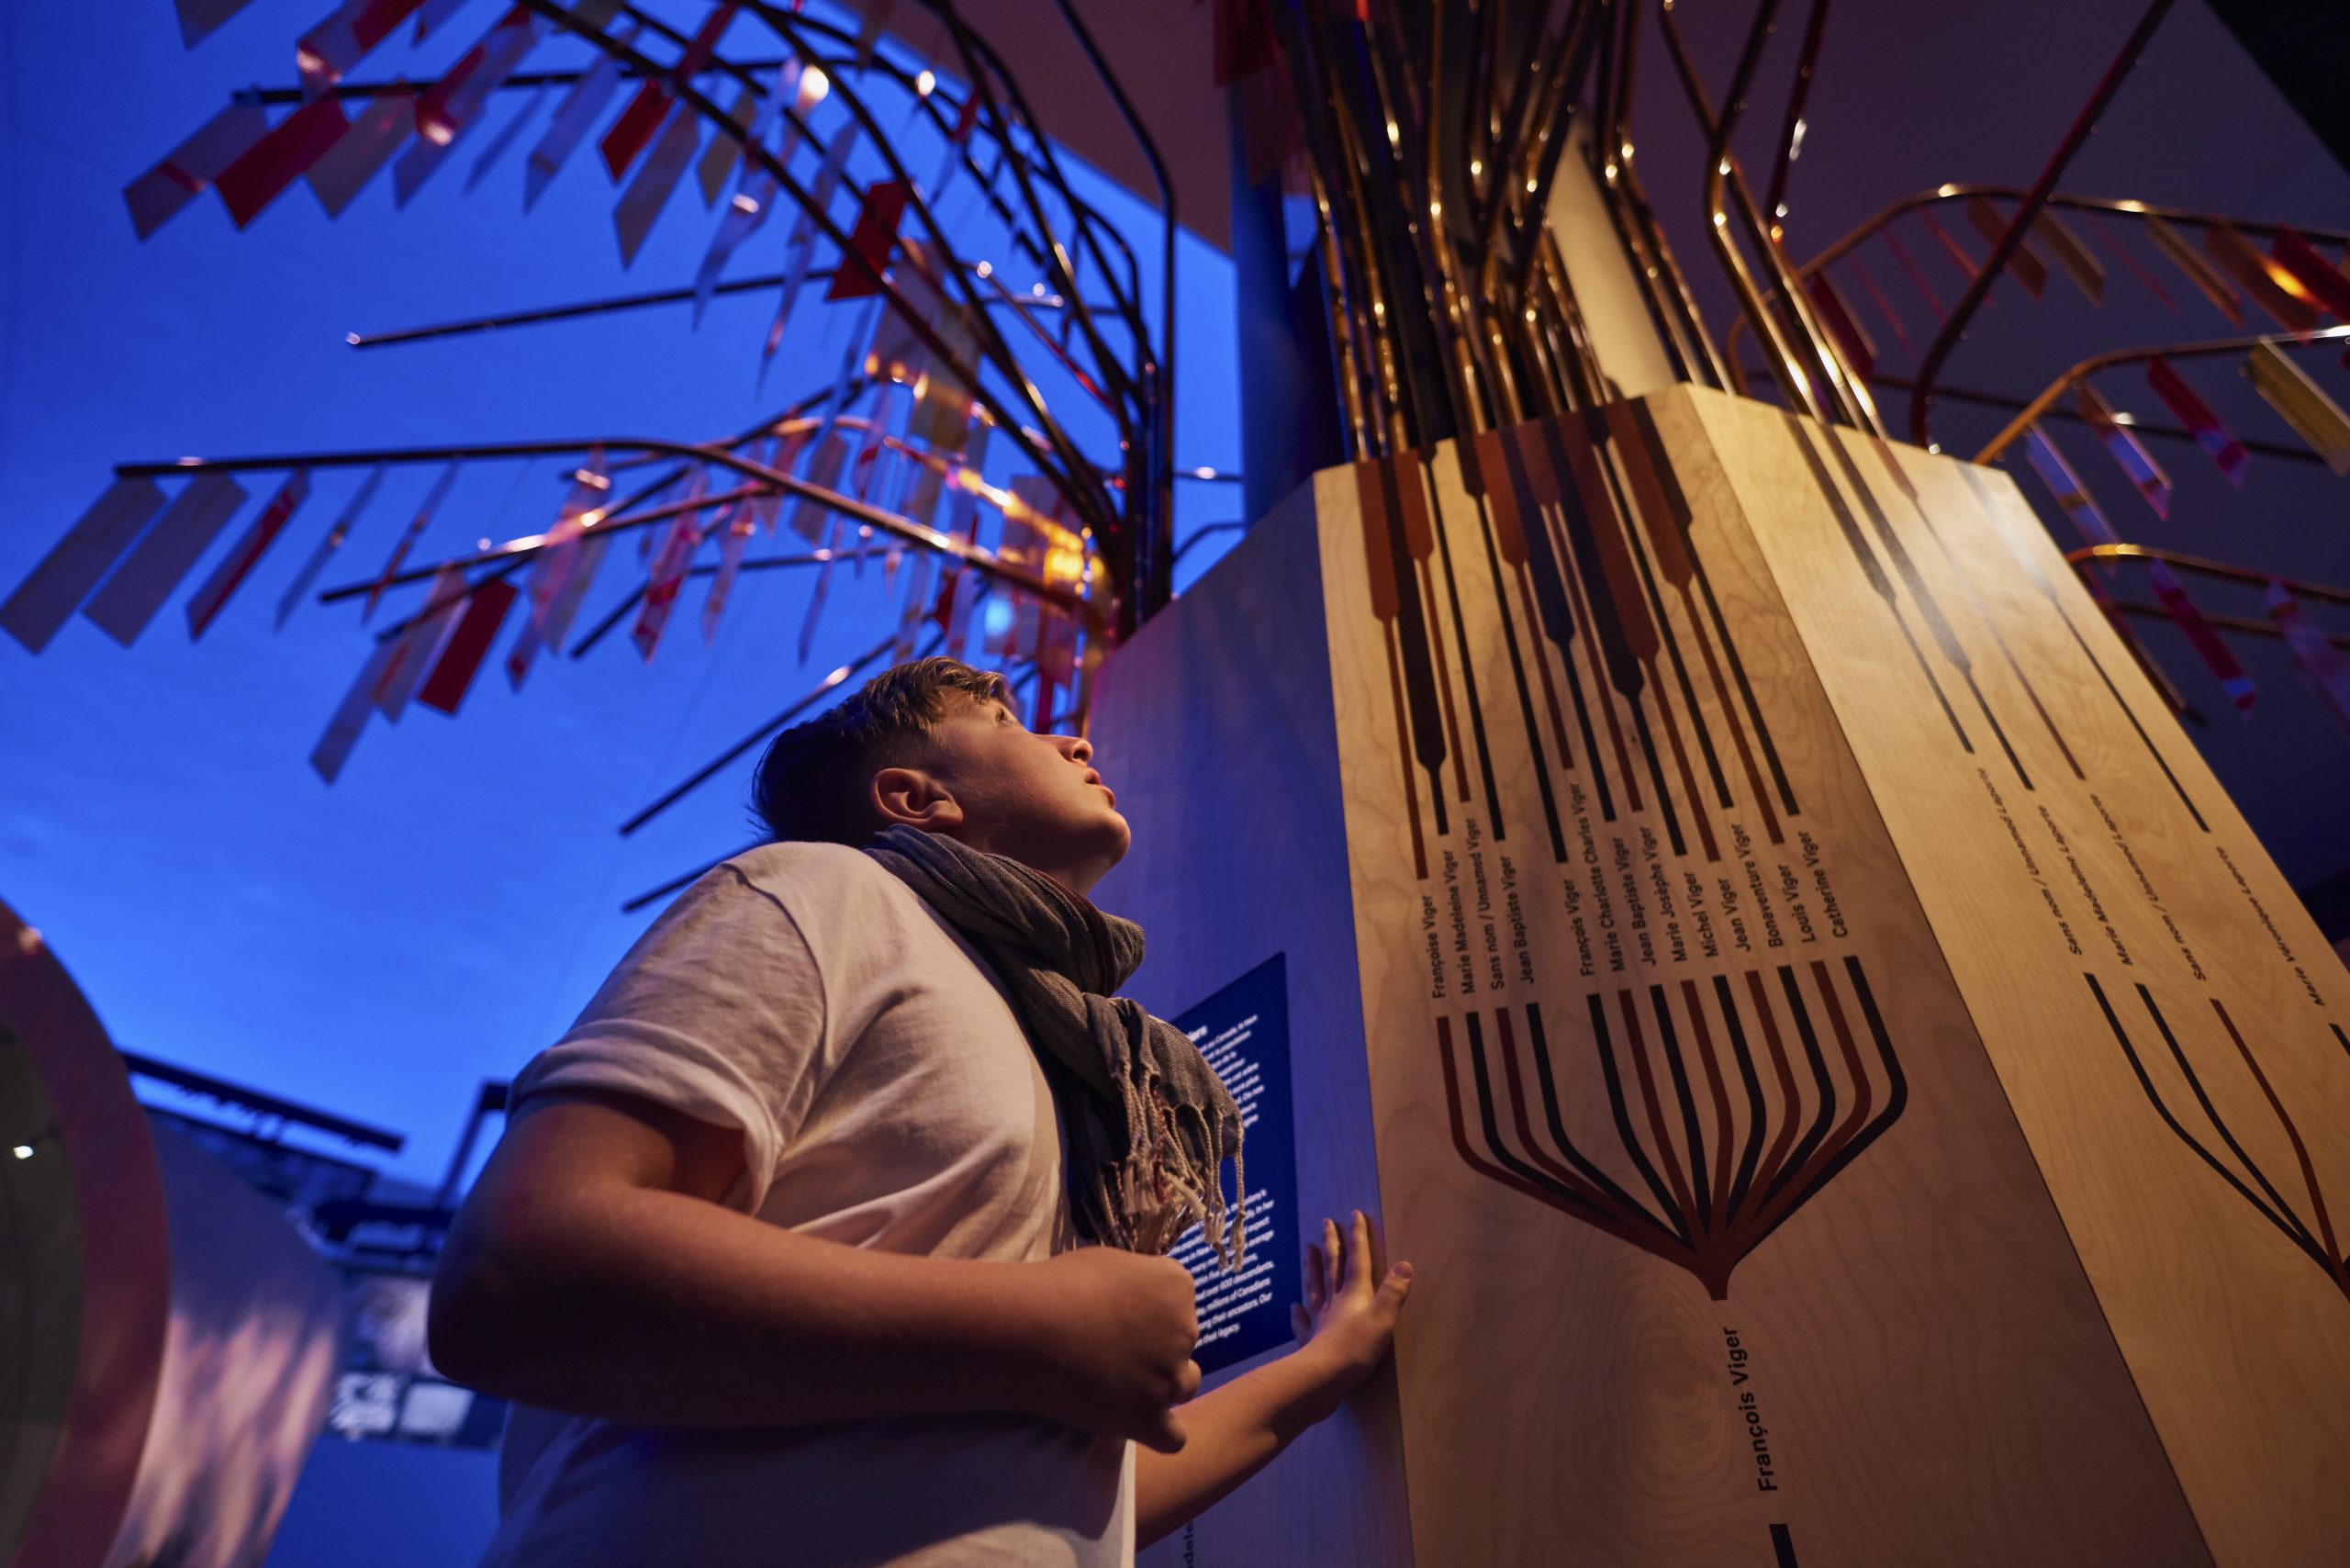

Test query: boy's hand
[1025,1247,1203,1453]
[1288,1210,1414,1395]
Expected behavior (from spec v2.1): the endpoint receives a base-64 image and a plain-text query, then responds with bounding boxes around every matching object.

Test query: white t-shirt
[477,841,1135,1568]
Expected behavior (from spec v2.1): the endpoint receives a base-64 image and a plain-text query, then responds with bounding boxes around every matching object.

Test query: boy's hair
[749,656,1012,846]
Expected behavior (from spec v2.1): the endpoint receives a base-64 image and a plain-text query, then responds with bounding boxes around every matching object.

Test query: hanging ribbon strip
[177,0,259,48]
[632,468,709,660]
[602,1,733,182]
[2024,426,2252,711]
[2024,427,2123,548]
[1964,196,2048,299]
[312,636,401,782]
[2,478,169,653]
[527,21,635,208]
[2204,221,2320,338]
[2074,382,2172,519]
[789,431,850,543]
[697,79,775,207]
[415,6,544,146]
[464,81,549,193]
[1844,251,1912,363]
[2265,582,2350,734]
[81,474,251,647]
[614,102,705,266]
[2245,340,2350,475]
[278,464,384,628]
[798,519,841,664]
[2032,211,2105,305]
[601,83,674,183]
[2144,355,2248,485]
[508,452,610,686]
[1879,228,1945,320]
[375,566,469,719]
[412,0,475,44]
[2085,211,2177,311]
[763,123,862,374]
[307,87,415,216]
[826,177,916,300]
[186,468,311,639]
[695,158,778,321]
[695,66,822,323]
[125,104,268,239]
[2143,216,2242,327]
[364,461,462,618]
[509,531,610,684]
[1919,209,1995,308]
[217,96,352,228]
[396,7,545,204]
[2268,224,2350,325]
[1803,272,1874,382]
[418,578,520,713]
[298,0,427,87]
[700,502,758,644]
[2143,560,2256,712]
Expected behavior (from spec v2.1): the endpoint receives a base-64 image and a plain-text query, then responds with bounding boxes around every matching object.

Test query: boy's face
[878,694,1131,893]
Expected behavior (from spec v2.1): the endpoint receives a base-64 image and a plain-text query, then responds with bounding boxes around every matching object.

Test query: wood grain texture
[1091,386,2344,1565]
[1678,385,2350,1567]
[1311,406,2203,1567]
[1091,484,1413,1568]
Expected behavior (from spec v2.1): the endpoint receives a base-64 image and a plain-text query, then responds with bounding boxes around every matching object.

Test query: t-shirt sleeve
[509,861,828,1214]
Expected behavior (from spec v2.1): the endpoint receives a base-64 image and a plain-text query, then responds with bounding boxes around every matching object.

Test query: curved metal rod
[767,8,1152,339]
[1911,0,2177,449]
[1727,185,2350,373]
[1660,0,1876,430]
[1762,0,1830,238]
[740,9,1145,500]
[1974,323,2350,463]
[857,2,1159,610]
[513,1,1122,560]
[2065,543,2350,610]
[1044,0,1177,617]
[114,436,1096,618]
[1596,0,1728,389]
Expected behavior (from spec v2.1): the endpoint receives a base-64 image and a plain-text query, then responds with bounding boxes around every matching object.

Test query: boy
[431,657,1414,1565]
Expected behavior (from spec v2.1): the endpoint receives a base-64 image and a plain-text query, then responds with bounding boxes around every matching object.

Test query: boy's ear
[871,766,964,832]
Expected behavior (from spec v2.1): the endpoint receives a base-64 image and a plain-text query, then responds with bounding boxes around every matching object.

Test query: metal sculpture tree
[5,0,1181,845]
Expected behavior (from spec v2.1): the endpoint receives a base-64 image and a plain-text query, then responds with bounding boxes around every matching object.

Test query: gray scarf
[864,824,1246,1267]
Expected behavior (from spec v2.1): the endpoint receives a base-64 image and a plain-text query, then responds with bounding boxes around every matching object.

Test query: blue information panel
[1168,953,1298,1376]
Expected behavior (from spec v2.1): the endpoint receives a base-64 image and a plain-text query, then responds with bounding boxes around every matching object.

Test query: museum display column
[1089,388,2350,1567]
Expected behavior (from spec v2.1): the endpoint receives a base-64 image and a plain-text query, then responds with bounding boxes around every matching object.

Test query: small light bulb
[916,70,935,96]
[10,1146,30,1160]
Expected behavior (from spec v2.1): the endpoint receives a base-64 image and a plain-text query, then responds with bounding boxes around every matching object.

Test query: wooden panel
[1678,386,2350,1567]
[1091,484,1412,1568]
[1307,396,2204,1566]
[1093,386,2345,1565]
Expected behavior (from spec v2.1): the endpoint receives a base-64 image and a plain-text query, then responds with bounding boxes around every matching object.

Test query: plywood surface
[1311,391,2207,1566]
[1680,386,2350,1567]
[1091,485,1412,1568]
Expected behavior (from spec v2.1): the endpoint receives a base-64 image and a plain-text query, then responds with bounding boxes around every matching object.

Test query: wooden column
[1091,386,2350,1568]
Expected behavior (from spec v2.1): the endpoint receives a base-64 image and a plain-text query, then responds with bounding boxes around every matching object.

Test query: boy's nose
[1061,734,1093,764]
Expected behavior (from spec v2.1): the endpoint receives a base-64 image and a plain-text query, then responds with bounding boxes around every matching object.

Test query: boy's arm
[429,1088,1203,1450]
[1133,1211,1415,1549]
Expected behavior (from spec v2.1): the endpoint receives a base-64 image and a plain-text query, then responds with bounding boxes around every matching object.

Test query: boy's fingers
[1303,1244,1326,1309]
[1348,1211,1375,1289]
[1291,1302,1311,1344]
[1323,1218,1342,1300]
